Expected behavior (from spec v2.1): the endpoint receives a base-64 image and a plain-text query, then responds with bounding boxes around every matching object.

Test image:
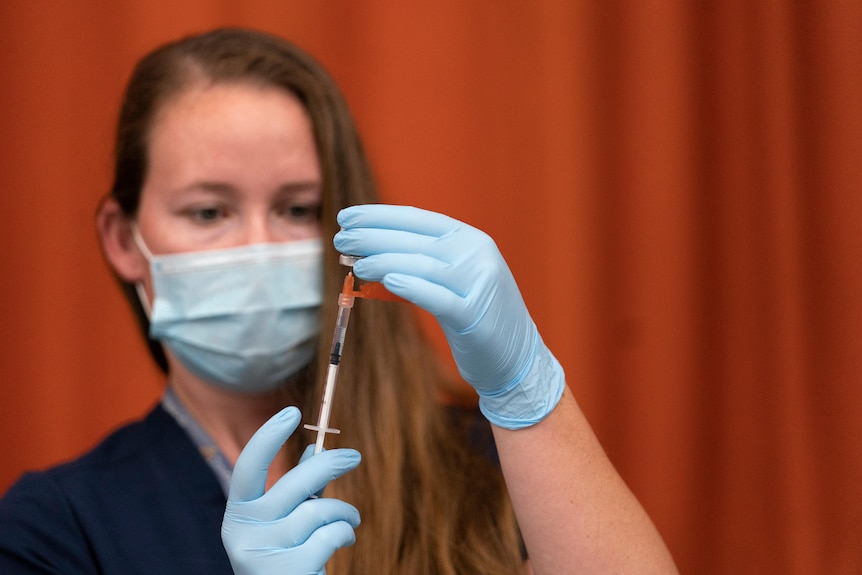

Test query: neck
[167,364,305,482]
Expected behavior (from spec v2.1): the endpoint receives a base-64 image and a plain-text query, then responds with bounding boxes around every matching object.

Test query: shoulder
[7,403,177,496]
[0,464,93,572]
[0,408,159,572]
[0,405,229,573]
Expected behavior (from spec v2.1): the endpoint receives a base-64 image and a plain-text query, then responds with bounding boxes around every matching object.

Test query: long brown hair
[107,28,523,574]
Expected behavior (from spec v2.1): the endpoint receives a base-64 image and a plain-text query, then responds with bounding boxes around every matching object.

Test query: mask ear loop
[130,223,154,318]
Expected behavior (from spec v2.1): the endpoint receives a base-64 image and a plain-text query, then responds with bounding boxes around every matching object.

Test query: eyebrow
[180,180,322,195]
[181,181,235,194]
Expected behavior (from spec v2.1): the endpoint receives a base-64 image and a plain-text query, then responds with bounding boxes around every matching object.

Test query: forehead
[145,81,318,165]
[140,80,321,192]
[151,79,308,132]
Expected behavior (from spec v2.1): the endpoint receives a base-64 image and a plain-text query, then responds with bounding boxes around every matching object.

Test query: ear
[96,198,148,283]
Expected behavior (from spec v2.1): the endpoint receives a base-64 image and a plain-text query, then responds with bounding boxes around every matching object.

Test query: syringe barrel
[306,271,357,454]
[329,303,352,365]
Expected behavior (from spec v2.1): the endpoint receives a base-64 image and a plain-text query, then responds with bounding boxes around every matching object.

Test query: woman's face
[135,81,322,255]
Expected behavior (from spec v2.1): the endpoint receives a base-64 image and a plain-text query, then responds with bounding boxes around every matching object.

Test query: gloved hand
[334,204,566,429]
[221,406,361,575]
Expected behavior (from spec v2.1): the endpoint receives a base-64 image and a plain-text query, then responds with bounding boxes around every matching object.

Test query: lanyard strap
[160,386,233,497]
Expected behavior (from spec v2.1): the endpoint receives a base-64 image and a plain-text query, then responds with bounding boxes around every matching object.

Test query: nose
[242,213,278,245]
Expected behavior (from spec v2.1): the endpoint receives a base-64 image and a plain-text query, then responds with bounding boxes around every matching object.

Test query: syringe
[303,255,404,454]
[304,267,357,454]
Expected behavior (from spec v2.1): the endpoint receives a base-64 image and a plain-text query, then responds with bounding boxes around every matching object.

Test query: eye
[276,201,321,223]
[184,204,228,224]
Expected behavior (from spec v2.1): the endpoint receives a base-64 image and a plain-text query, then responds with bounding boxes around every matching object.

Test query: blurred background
[0,1,859,573]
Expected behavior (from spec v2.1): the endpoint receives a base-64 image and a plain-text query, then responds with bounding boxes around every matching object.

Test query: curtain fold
[0,2,858,573]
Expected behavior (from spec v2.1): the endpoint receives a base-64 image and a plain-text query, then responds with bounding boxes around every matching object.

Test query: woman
[0,28,677,574]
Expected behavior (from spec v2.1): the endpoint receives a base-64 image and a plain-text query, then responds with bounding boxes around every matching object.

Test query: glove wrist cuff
[478,341,566,430]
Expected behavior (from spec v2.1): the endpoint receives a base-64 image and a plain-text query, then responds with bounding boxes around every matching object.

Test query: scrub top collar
[161,386,233,497]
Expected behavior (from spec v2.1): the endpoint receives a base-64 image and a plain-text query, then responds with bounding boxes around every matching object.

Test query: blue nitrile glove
[334,204,566,430]
[221,407,361,575]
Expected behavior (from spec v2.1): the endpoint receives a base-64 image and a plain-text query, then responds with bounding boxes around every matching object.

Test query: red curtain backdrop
[0,2,858,573]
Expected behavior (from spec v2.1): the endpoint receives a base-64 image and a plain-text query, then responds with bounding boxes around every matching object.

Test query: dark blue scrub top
[0,405,233,574]
[0,402,497,574]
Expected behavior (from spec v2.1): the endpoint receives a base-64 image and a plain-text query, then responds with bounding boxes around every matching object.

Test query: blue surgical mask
[133,229,323,393]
